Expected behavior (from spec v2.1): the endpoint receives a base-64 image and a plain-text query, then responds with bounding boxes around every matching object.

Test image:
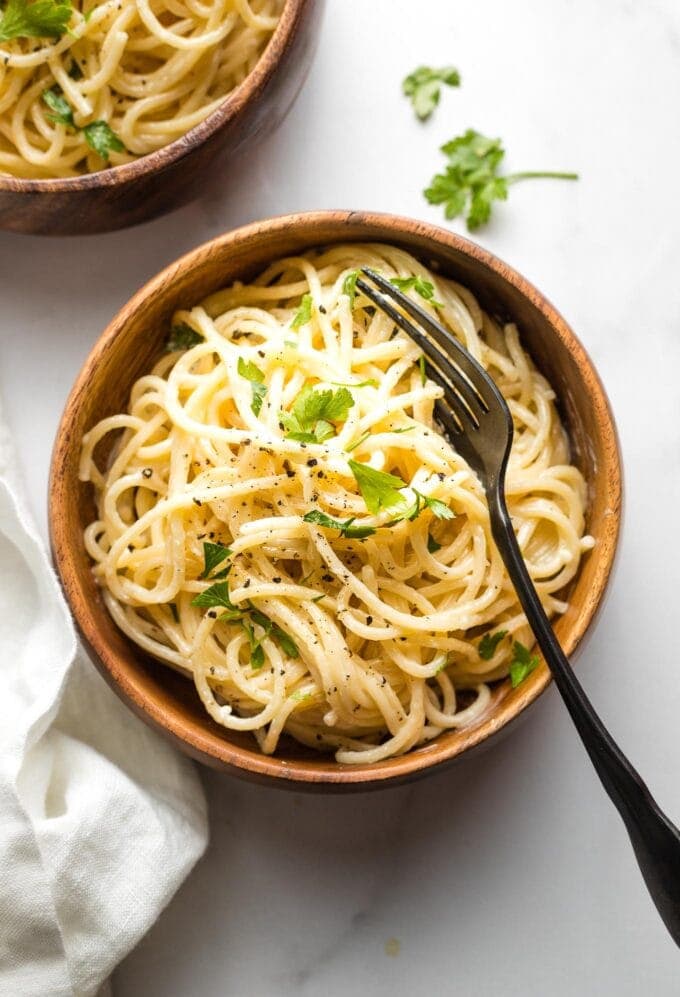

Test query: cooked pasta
[0,0,282,178]
[80,244,594,764]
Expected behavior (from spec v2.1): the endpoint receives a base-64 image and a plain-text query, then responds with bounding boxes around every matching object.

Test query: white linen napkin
[0,404,208,997]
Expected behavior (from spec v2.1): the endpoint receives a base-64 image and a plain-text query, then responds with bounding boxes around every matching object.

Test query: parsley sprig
[348,460,408,515]
[42,87,74,126]
[191,569,299,669]
[402,65,461,121]
[238,356,267,416]
[424,129,578,231]
[199,541,232,580]
[0,0,72,41]
[303,509,376,540]
[280,384,354,444]
[390,275,443,308]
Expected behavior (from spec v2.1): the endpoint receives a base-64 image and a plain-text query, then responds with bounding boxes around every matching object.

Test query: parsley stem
[506,171,579,184]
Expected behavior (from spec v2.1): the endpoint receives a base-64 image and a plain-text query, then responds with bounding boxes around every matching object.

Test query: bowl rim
[49,209,623,790]
[0,0,308,194]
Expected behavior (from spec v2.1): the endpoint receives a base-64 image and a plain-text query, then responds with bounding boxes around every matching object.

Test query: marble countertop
[2,0,680,993]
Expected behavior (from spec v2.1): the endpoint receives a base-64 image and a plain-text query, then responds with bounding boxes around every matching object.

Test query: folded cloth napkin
[0,404,208,997]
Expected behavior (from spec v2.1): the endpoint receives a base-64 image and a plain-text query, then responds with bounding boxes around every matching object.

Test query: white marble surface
[2,0,680,992]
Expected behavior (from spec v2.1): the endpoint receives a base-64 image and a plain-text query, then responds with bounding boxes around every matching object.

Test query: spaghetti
[80,244,593,764]
[0,0,282,178]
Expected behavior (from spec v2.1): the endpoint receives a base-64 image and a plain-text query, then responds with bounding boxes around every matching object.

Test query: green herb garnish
[166,323,203,352]
[424,129,578,231]
[237,356,267,416]
[191,581,238,612]
[342,270,360,308]
[0,0,72,41]
[82,119,124,161]
[402,64,461,121]
[509,640,540,688]
[427,533,441,553]
[348,460,408,516]
[42,87,74,127]
[200,541,232,580]
[303,508,376,540]
[280,384,354,444]
[290,293,313,329]
[478,629,508,661]
[390,275,443,308]
[245,609,299,668]
[345,429,371,453]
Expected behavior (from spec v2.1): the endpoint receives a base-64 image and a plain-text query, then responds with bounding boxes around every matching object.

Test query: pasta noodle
[80,244,594,764]
[0,0,282,178]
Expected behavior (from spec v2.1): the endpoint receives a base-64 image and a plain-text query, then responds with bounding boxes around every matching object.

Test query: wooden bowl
[49,211,622,790]
[0,0,321,236]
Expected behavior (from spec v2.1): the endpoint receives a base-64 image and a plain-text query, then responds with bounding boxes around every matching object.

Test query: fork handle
[489,493,680,947]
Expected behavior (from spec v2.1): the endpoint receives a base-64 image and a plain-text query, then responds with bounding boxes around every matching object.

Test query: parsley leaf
[348,460,408,515]
[342,270,360,308]
[0,0,72,41]
[280,384,354,444]
[303,509,376,539]
[291,293,313,329]
[237,356,267,416]
[427,533,441,553]
[390,275,443,308]
[509,640,540,688]
[245,609,299,667]
[191,581,238,612]
[42,87,74,127]
[402,64,461,121]
[166,323,203,351]
[82,119,124,161]
[200,541,232,580]
[416,490,454,520]
[424,129,578,231]
[478,629,508,661]
[271,623,299,658]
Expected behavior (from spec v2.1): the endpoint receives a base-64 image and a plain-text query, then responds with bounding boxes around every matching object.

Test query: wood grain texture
[0,0,321,236]
[48,211,623,791]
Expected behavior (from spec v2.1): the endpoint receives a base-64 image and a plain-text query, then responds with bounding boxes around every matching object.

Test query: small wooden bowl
[49,211,622,791]
[0,0,321,236]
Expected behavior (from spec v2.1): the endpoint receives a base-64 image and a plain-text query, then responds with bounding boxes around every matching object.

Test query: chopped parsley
[82,119,124,161]
[192,583,298,667]
[402,64,461,121]
[290,293,313,329]
[237,356,267,416]
[166,323,203,351]
[424,129,578,231]
[345,429,371,453]
[509,640,540,688]
[348,460,408,516]
[199,541,232,580]
[427,533,441,553]
[342,270,360,308]
[478,629,508,661]
[0,0,72,41]
[191,581,238,613]
[390,275,443,308]
[303,509,376,539]
[42,87,74,127]
[280,384,354,444]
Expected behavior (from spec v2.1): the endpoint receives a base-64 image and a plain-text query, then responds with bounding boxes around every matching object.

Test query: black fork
[357,267,680,947]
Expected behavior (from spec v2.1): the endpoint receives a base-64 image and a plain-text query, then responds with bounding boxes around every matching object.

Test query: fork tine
[361,268,506,414]
[355,276,483,424]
